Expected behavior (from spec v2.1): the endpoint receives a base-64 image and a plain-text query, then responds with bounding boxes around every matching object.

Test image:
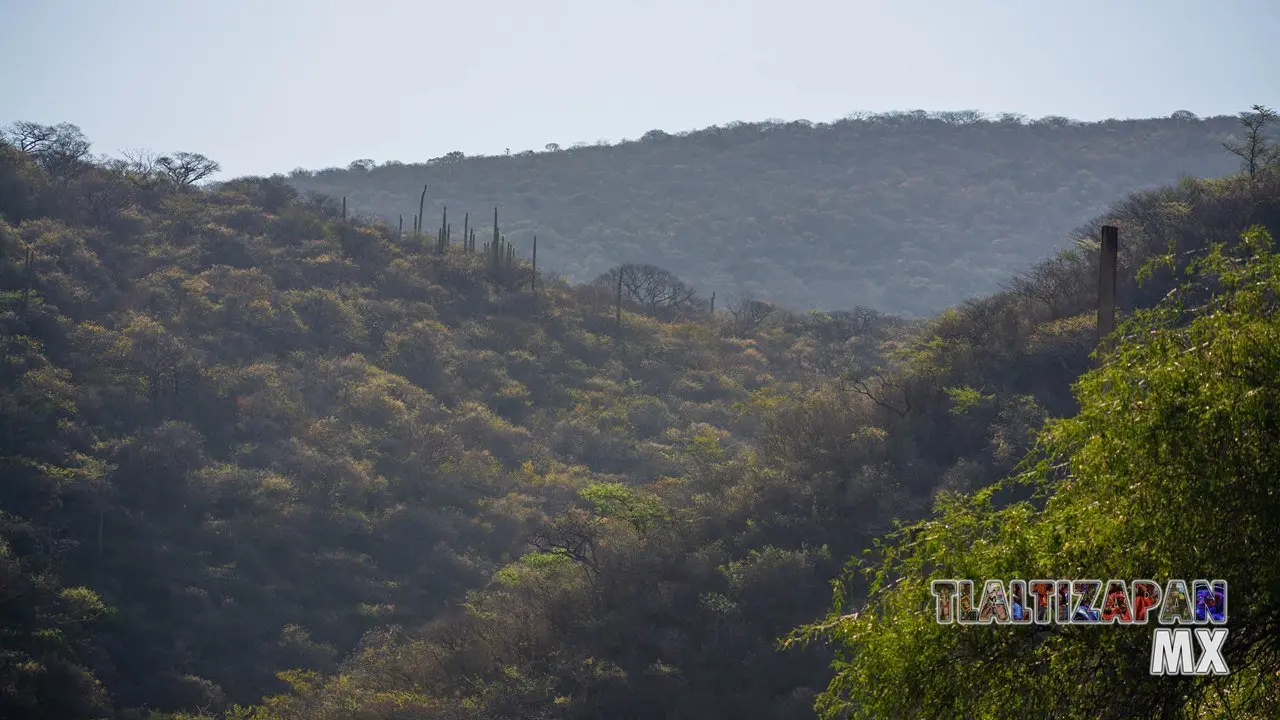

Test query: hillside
[1,121,902,718]
[1,113,1278,720]
[288,111,1241,316]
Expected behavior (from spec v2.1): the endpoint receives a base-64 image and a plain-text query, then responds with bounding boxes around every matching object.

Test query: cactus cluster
[399,190,538,288]
[435,207,451,254]
[481,207,519,271]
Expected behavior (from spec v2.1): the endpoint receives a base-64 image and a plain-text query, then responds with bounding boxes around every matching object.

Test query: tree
[1003,249,1088,316]
[789,227,1280,719]
[3,121,92,177]
[594,263,699,319]
[157,152,220,187]
[529,507,602,580]
[4,121,60,153]
[936,110,985,125]
[107,148,167,189]
[544,143,560,152]
[1222,104,1278,178]
[726,292,776,335]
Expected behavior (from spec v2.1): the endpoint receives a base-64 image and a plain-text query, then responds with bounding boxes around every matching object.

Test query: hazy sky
[3,0,1276,178]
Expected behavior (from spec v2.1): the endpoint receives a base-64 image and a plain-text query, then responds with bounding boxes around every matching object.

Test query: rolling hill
[2,111,1278,719]
[288,110,1241,316]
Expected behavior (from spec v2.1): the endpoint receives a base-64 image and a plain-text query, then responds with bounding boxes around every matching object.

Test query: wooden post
[1097,225,1118,360]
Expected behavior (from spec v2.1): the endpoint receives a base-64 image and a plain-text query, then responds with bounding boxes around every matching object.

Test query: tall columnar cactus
[342,196,347,219]
[398,214,403,242]
[710,291,715,314]
[531,235,537,292]
[462,212,469,253]
[436,206,449,254]
[490,217,500,270]
[417,184,428,243]
[440,207,449,254]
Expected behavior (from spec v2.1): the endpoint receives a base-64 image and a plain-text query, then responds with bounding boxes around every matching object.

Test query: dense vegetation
[789,223,1280,719]
[289,110,1243,316]
[1,121,903,719]
[0,107,1276,719]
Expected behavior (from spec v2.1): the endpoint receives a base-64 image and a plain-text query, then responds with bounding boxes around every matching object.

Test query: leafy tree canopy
[789,226,1280,719]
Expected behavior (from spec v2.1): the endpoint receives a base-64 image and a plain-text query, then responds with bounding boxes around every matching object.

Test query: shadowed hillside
[288,111,1241,315]
[2,111,1278,719]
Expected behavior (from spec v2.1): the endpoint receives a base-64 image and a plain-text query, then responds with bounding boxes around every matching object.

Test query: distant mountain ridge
[286,111,1240,315]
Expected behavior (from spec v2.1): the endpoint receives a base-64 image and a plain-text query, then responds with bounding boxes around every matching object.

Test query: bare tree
[4,121,58,153]
[157,151,220,187]
[1223,104,1279,178]
[595,264,699,319]
[839,369,912,418]
[726,292,776,335]
[812,306,882,340]
[106,148,168,188]
[3,121,92,176]
[529,507,601,581]
[1002,250,1087,317]
[935,110,985,125]
[119,148,162,173]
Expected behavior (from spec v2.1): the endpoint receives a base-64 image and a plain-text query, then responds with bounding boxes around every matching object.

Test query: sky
[3,0,1277,178]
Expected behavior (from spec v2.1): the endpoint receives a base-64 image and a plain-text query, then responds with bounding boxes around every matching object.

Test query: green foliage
[579,482,667,532]
[791,227,1280,719]
[943,384,994,415]
[2,116,1278,720]
[1,122,883,717]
